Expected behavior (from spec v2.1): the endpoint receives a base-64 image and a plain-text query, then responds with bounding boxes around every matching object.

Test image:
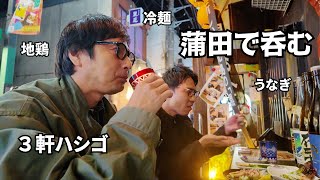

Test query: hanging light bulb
[208,168,217,179]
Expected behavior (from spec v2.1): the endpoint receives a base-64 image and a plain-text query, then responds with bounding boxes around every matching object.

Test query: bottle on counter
[309,66,320,135]
[308,66,320,177]
[301,72,313,132]
[296,72,313,165]
[292,76,304,129]
[290,76,304,162]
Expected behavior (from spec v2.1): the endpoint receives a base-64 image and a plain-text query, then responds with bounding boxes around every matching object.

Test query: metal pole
[0,0,17,94]
[161,0,164,10]
[278,58,285,136]
[198,114,203,134]
[166,0,175,69]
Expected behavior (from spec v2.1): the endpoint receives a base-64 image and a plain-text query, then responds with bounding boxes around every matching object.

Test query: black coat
[155,108,236,180]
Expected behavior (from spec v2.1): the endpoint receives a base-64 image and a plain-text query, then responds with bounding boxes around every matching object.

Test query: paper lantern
[197,4,210,29]
[197,4,223,30]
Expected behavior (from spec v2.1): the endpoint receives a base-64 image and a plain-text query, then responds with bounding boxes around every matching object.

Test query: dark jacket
[156,108,236,180]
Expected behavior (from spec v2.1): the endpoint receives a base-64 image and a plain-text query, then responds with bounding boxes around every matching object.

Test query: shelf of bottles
[290,66,320,177]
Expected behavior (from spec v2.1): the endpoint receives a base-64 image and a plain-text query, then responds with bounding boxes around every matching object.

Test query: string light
[209,168,217,179]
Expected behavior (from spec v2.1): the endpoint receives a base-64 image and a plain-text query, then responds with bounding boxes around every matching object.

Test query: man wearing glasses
[0,14,172,179]
[156,65,245,180]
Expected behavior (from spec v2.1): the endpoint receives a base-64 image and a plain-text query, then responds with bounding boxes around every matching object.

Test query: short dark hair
[55,14,130,78]
[162,65,198,89]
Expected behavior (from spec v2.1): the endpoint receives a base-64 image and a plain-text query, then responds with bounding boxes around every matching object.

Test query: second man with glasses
[155,65,245,180]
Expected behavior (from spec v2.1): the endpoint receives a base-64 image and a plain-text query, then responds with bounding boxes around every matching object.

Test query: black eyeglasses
[185,88,200,97]
[95,41,135,65]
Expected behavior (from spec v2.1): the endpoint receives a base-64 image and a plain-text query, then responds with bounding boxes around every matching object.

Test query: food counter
[225,146,318,180]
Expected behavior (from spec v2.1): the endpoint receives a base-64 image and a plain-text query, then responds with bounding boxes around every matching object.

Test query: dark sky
[0,0,9,18]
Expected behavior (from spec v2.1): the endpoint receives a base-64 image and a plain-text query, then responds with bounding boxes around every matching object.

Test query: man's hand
[127,74,173,114]
[224,114,246,135]
[198,134,240,148]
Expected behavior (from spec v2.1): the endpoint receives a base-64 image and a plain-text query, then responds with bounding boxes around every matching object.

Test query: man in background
[156,65,244,179]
